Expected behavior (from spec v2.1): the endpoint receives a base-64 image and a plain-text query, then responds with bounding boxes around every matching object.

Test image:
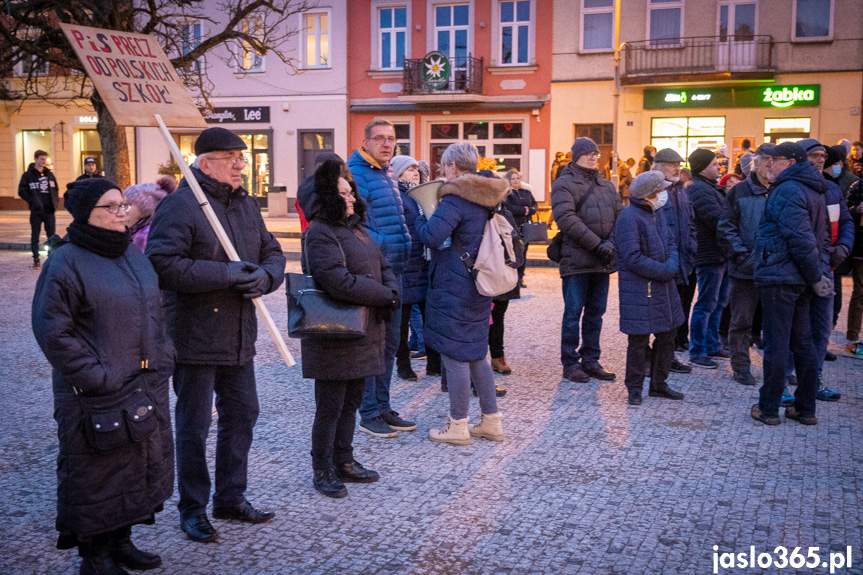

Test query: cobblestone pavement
[1,250,862,575]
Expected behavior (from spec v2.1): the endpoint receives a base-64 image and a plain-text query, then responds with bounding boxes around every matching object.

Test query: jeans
[311,378,364,471]
[489,300,509,358]
[29,211,55,258]
[441,354,498,420]
[675,273,697,348]
[173,362,260,520]
[759,285,818,417]
[810,290,833,377]
[408,304,425,352]
[396,301,440,372]
[847,260,863,341]
[690,264,730,358]
[561,273,610,368]
[625,329,676,391]
[360,303,401,420]
[728,277,760,374]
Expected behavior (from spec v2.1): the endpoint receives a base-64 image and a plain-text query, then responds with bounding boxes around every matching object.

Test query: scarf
[67,221,131,259]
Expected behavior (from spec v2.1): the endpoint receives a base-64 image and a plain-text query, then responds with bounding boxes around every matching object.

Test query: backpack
[454,207,523,297]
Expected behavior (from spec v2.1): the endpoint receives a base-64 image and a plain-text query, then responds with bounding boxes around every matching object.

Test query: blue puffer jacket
[614,199,683,335]
[660,181,697,284]
[347,149,410,275]
[717,175,770,280]
[399,180,429,305]
[688,174,729,266]
[754,161,831,287]
[415,173,508,361]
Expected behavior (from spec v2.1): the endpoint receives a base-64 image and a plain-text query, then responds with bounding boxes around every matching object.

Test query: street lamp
[611,0,625,191]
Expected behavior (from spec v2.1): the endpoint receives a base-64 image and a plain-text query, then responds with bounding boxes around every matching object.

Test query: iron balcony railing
[622,35,774,79]
[403,55,483,95]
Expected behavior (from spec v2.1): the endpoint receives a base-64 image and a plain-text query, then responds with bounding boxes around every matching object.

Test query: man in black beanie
[146,127,286,542]
[551,137,622,383]
[687,147,730,369]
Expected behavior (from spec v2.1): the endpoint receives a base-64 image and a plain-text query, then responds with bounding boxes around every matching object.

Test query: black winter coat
[717,176,770,280]
[18,163,59,213]
[300,216,400,380]
[146,167,286,365]
[550,163,622,277]
[847,180,863,258]
[504,186,538,229]
[688,175,730,266]
[32,242,174,538]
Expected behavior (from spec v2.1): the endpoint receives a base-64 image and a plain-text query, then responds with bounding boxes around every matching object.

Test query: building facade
[551,0,863,172]
[347,0,553,201]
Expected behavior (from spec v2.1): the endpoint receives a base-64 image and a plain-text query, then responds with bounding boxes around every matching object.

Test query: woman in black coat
[302,158,401,498]
[32,178,174,575]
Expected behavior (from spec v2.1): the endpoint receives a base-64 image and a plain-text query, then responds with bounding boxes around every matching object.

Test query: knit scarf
[67,221,131,259]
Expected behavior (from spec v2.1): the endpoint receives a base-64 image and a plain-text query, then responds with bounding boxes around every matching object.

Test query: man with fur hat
[146,127,286,542]
[551,137,623,383]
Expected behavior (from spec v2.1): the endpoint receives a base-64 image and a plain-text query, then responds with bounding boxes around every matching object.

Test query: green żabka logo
[762,87,816,108]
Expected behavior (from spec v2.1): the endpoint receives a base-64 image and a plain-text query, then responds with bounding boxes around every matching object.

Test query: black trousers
[625,329,675,391]
[29,211,55,258]
[311,378,364,471]
[676,273,697,347]
[728,277,760,374]
[396,302,441,372]
[489,299,509,358]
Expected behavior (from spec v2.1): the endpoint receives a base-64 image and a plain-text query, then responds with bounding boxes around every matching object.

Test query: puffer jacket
[688,174,729,266]
[846,180,863,258]
[614,199,683,335]
[415,173,509,361]
[347,149,410,275]
[18,162,59,213]
[661,181,697,284]
[32,241,174,538]
[754,161,831,287]
[504,186,538,229]
[399,180,430,305]
[824,179,854,266]
[146,167,286,366]
[300,215,400,380]
[551,163,623,277]
[717,175,770,280]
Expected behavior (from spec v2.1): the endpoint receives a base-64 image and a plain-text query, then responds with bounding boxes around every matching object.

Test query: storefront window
[651,116,726,161]
[78,130,102,173]
[394,123,411,157]
[428,120,523,178]
[764,117,810,144]
[20,130,53,172]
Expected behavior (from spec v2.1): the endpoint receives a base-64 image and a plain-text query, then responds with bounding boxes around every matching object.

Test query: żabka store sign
[644,85,820,110]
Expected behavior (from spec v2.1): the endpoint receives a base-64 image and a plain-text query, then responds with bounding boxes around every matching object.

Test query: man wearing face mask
[614,171,684,406]
[824,145,860,328]
[718,145,774,386]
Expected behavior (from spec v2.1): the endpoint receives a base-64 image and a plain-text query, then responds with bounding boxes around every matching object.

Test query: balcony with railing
[402,55,484,96]
[621,35,774,85]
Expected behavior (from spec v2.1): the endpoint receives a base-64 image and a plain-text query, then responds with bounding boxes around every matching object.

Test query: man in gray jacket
[551,137,623,383]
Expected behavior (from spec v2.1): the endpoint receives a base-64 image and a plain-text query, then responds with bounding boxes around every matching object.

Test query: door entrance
[717,1,757,71]
[298,131,335,187]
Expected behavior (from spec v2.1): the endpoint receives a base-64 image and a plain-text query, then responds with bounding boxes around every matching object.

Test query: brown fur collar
[438,173,508,208]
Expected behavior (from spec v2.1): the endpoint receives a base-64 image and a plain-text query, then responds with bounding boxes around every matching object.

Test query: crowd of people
[24,124,863,574]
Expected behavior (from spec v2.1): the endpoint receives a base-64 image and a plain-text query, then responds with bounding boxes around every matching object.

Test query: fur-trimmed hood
[438,173,508,208]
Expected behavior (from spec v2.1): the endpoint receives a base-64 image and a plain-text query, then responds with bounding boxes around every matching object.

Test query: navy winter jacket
[614,199,683,335]
[415,173,508,361]
[754,162,831,287]
[688,174,729,266]
[550,163,622,277]
[660,181,697,284]
[717,175,770,280]
[347,149,410,275]
[399,180,430,305]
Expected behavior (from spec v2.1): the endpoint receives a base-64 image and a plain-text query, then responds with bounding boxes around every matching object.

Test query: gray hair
[441,141,479,173]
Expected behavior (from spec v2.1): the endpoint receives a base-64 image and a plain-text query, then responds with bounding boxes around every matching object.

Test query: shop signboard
[644,85,820,110]
[59,23,207,128]
[421,51,451,90]
[203,106,270,123]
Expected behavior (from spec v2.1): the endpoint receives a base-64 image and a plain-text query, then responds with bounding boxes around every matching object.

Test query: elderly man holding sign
[146,127,286,542]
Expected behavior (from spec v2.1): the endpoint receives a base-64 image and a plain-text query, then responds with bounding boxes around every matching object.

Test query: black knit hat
[570,137,599,162]
[826,145,846,168]
[64,178,121,223]
[194,127,247,155]
[688,148,716,175]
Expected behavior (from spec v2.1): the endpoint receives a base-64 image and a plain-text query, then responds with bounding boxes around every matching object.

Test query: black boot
[109,527,162,571]
[313,468,348,498]
[648,383,685,400]
[79,537,129,575]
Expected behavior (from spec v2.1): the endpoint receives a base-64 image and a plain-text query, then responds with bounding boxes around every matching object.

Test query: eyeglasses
[587,152,601,158]
[367,136,397,144]
[808,152,827,160]
[209,155,248,167]
[93,202,131,214]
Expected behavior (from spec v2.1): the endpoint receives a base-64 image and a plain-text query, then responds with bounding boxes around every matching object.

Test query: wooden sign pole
[154,114,295,367]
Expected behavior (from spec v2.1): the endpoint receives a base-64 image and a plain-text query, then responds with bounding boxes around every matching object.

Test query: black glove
[594,240,615,263]
[233,267,272,299]
[389,291,401,311]
[226,261,259,286]
[829,245,850,269]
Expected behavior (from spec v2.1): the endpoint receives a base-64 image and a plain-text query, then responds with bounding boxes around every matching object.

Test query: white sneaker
[428,416,470,445]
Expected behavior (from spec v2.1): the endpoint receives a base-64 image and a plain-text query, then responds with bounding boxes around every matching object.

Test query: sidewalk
[0,209,556,266]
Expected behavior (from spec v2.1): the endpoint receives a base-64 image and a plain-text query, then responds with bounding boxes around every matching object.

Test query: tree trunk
[91,95,131,189]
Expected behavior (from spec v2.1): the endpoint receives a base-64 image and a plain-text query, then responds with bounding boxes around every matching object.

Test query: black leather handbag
[521,215,549,244]
[286,239,368,340]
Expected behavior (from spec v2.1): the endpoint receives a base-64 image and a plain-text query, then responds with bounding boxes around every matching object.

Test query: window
[239,16,265,72]
[181,21,202,73]
[393,123,412,157]
[303,12,330,68]
[764,117,811,143]
[16,55,50,77]
[651,117,725,162]
[20,130,53,173]
[379,7,407,69]
[435,4,470,64]
[648,0,684,46]
[581,0,614,52]
[499,1,530,65]
[428,120,524,178]
[792,0,832,41]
